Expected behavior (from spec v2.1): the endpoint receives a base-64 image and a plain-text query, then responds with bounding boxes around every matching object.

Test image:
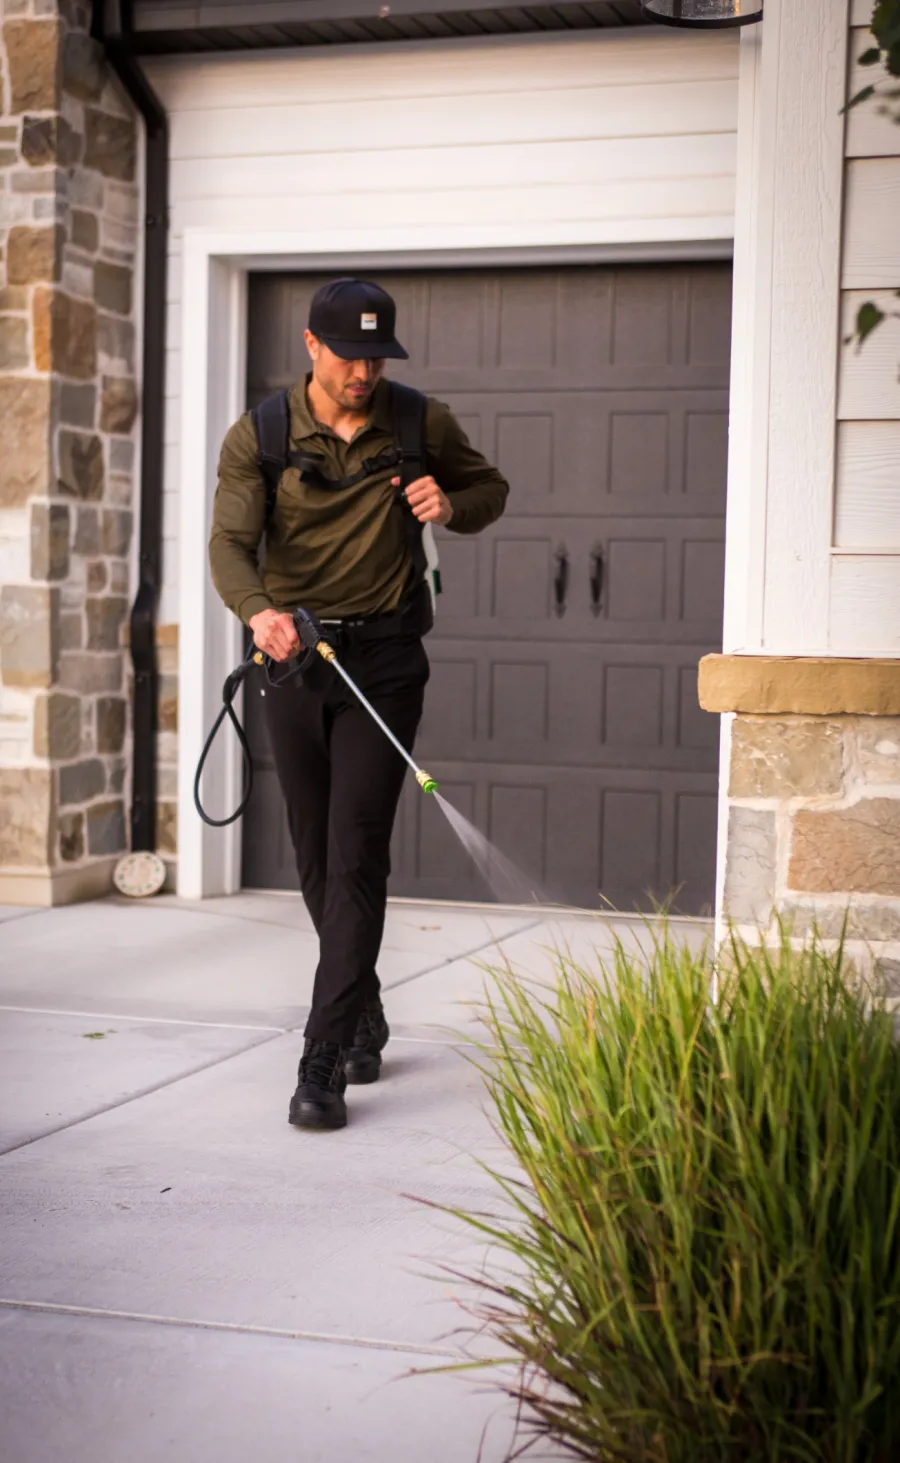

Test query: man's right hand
[249,608,301,663]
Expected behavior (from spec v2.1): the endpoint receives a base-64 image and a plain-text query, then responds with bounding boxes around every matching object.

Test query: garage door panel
[418,657,477,746]
[680,539,726,623]
[423,276,488,369]
[242,264,730,913]
[433,533,480,619]
[489,661,550,746]
[602,665,665,749]
[437,516,724,639]
[444,392,728,517]
[392,763,719,911]
[685,409,730,501]
[600,789,663,909]
[688,267,734,367]
[611,270,672,367]
[678,664,720,753]
[675,792,719,914]
[489,784,548,888]
[421,641,718,774]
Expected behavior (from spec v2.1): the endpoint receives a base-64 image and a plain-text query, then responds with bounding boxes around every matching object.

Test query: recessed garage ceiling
[131,1,648,54]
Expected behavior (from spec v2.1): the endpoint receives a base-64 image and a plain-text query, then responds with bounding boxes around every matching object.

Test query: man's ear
[304,328,320,362]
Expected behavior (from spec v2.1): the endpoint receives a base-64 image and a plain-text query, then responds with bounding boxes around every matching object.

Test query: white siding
[830,556,900,654]
[843,157,900,287]
[834,422,900,549]
[833,16,900,643]
[147,29,739,625]
[846,26,900,158]
[838,292,900,420]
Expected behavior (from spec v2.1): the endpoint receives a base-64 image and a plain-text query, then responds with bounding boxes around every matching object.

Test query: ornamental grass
[460,930,900,1462]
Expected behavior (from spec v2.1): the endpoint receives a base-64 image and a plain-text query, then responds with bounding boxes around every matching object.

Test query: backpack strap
[250,381,440,611]
[390,381,440,604]
[250,389,291,524]
[287,443,403,494]
[390,380,427,491]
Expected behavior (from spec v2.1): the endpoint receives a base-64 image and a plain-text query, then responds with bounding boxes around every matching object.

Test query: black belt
[317,582,431,648]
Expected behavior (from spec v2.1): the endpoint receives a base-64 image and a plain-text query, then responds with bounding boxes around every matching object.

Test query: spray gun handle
[292,606,326,653]
[292,606,338,664]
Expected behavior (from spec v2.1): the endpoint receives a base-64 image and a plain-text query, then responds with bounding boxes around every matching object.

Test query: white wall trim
[714,0,850,929]
[722,0,849,658]
[761,0,848,652]
[721,23,766,655]
[176,237,245,899]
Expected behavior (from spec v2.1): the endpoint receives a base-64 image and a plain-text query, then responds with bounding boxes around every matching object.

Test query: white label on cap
[361,313,378,330]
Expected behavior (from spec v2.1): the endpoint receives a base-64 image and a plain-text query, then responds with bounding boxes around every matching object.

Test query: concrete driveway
[0,893,708,1463]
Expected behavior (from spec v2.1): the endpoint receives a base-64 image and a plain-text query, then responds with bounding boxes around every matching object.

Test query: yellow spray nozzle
[316,641,337,663]
[416,770,438,795]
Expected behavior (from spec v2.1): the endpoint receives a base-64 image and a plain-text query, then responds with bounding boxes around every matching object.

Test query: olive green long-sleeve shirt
[209,375,509,624]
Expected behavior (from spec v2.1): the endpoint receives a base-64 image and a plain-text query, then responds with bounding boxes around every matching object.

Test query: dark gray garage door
[241,264,730,913]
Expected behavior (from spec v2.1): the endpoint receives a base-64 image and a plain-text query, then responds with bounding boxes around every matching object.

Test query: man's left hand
[397,475,454,527]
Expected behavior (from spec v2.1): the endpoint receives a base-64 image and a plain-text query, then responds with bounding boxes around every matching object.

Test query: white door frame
[177,228,734,901]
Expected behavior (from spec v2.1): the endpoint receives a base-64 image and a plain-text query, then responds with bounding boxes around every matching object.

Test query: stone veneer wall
[0,0,140,903]
[702,659,900,990]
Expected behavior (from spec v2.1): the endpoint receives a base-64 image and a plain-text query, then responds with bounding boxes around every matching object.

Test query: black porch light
[641,0,762,26]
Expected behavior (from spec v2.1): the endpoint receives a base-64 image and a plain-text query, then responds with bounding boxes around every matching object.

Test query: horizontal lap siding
[147,29,738,625]
[833,21,900,651]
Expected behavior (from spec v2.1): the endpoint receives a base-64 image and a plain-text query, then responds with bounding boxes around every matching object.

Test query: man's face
[305,331,385,411]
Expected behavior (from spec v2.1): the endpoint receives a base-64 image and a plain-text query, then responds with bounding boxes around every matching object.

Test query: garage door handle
[553,544,569,617]
[589,544,604,617]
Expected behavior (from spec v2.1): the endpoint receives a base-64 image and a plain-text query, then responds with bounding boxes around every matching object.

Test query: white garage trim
[167,28,741,898]
[176,229,734,900]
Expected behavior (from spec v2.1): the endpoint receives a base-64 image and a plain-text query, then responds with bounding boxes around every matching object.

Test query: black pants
[264,635,428,1045]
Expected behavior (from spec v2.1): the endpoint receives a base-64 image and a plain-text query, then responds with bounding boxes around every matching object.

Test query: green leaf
[858,46,883,65]
[872,0,900,52]
[82,1031,107,1040]
[856,301,887,345]
[844,83,877,112]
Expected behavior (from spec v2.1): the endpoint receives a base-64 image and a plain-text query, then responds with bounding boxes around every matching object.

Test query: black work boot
[288,1040,347,1130]
[344,997,390,1085]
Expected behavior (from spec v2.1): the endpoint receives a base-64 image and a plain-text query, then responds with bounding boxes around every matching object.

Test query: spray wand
[193,606,438,828]
[287,608,438,795]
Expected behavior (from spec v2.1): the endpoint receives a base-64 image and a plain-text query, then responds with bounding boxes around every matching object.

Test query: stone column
[0,0,139,904]
[700,657,900,989]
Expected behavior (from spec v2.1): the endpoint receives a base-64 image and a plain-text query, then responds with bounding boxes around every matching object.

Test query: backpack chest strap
[286,444,405,494]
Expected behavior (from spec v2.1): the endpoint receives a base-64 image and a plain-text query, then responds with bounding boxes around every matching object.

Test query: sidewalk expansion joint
[0,1298,464,1361]
[0,1004,287,1034]
[0,908,45,927]
[111,897,318,935]
[381,918,544,993]
[0,1029,284,1159]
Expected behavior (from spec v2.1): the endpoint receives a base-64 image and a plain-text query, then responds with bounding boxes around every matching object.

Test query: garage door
[240,264,730,913]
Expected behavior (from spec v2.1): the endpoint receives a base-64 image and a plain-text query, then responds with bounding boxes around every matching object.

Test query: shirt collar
[289,374,393,446]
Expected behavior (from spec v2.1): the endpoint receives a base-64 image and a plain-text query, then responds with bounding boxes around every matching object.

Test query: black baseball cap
[308,277,409,361]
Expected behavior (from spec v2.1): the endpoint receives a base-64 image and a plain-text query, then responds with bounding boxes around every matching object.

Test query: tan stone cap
[699,654,900,716]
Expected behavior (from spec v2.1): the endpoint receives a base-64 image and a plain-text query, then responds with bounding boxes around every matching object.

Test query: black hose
[193,653,256,828]
[193,647,315,827]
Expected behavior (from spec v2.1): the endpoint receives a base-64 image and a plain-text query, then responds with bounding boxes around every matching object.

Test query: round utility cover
[113,851,167,899]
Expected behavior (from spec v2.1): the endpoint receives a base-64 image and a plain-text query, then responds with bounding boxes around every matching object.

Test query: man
[209,277,509,1131]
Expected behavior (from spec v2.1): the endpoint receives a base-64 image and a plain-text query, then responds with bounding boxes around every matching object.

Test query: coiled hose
[193,646,314,827]
[192,651,257,827]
